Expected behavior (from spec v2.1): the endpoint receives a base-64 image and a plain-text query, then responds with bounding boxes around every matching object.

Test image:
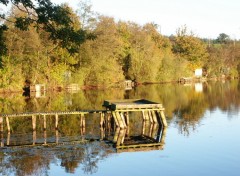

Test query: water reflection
[0,116,166,175]
[0,80,240,175]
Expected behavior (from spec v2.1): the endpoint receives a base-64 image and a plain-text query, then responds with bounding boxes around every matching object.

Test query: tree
[216,33,230,44]
[0,0,92,53]
[172,26,208,71]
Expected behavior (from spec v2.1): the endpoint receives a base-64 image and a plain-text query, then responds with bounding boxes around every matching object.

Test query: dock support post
[148,111,153,124]
[33,130,36,145]
[43,115,46,130]
[142,110,147,121]
[0,116,3,147]
[7,132,10,146]
[6,117,10,133]
[116,129,126,146]
[113,127,120,143]
[151,111,158,124]
[100,113,104,127]
[55,129,59,144]
[80,114,85,135]
[112,112,120,127]
[115,112,126,129]
[44,129,47,145]
[158,110,168,127]
[55,114,58,130]
[120,112,127,128]
[125,112,129,126]
[32,115,36,131]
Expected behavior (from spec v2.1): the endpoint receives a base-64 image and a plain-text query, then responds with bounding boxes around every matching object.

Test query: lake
[0,80,240,176]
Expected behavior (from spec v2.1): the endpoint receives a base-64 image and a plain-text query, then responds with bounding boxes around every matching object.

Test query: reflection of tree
[82,142,112,174]
[0,148,52,176]
[59,149,84,173]
[174,93,208,136]
[55,142,114,174]
[0,142,114,175]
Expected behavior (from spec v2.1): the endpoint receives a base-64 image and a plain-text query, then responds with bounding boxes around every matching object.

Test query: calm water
[0,81,240,176]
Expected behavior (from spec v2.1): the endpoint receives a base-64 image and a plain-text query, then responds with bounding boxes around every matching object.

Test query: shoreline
[0,77,238,95]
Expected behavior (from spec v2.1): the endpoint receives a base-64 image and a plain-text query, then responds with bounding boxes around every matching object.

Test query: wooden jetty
[0,99,167,149]
[103,99,167,129]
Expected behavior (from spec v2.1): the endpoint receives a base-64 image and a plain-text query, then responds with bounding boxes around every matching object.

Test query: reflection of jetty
[0,122,166,152]
[0,99,167,150]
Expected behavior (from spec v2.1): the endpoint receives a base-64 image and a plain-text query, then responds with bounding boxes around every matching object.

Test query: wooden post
[33,130,36,145]
[160,127,167,145]
[113,127,120,143]
[120,129,126,145]
[32,115,36,131]
[0,116,3,147]
[55,129,59,144]
[100,126,105,140]
[82,114,85,134]
[149,124,153,137]
[112,112,120,127]
[82,114,86,128]
[142,111,146,121]
[115,112,125,129]
[159,110,168,127]
[116,129,126,146]
[106,113,111,135]
[120,112,127,128]
[7,132,10,146]
[125,112,129,126]
[151,111,158,123]
[44,130,47,145]
[6,117,10,133]
[100,113,104,127]
[43,115,46,130]
[142,121,146,135]
[148,111,153,124]
[55,114,58,130]
[0,116,3,133]
[151,124,158,138]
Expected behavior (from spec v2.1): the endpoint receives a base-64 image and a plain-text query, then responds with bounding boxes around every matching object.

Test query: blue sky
[2,0,240,39]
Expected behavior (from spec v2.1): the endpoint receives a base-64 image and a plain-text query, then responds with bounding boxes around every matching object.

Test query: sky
[2,0,240,39]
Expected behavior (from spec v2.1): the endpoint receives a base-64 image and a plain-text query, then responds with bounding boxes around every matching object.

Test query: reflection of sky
[47,109,240,176]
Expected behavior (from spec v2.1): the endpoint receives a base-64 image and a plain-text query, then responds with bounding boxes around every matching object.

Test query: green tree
[0,0,91,53]
[172,26,208,71]
[216,33,230,44]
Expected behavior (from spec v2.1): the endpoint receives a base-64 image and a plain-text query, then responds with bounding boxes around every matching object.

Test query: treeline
[0,1,240,92]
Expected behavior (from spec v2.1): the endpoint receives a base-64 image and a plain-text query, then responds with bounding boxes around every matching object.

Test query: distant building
[195,68,202,77]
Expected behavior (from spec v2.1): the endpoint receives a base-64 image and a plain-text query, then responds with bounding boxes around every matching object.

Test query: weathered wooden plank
[103,99,163,110]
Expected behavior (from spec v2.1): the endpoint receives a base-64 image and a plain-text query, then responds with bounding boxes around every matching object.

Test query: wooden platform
[103,99,163,111]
